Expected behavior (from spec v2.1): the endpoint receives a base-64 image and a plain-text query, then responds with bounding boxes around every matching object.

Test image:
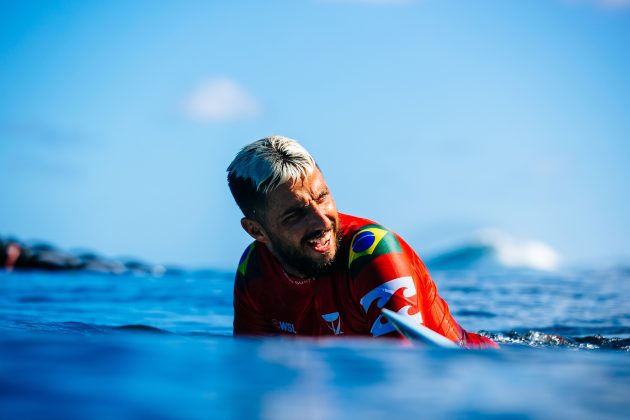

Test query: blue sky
[1,0,629,268]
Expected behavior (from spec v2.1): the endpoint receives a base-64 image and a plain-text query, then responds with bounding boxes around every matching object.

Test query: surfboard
[381,308,460,349]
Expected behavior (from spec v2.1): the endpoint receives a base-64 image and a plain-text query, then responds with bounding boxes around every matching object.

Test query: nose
[307,202,332,232]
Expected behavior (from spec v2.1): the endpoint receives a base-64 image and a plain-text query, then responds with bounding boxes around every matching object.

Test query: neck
[282,269,314,285]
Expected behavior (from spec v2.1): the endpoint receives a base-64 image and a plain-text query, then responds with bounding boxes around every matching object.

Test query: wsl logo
[360,276,423,337]
[272,319,296,334]
[322,312,343,335]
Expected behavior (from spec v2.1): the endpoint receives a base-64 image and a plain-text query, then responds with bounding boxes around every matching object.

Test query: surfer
[1,240,21,272]
[227,136,498,348]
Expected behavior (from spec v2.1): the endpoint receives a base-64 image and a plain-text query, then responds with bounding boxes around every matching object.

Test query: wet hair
[227,135,316,219]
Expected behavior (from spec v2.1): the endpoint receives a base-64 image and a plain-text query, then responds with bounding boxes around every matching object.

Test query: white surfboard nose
[381,308,459,349]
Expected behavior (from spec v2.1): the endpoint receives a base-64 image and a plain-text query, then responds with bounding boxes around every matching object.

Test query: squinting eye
[283,209,303,223]
[317,192,329,203]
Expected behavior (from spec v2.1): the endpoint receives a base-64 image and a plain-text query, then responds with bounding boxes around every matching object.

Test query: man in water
[227,135,497,348]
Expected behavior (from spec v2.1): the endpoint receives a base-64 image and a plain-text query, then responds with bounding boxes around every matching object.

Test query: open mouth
[305,230,333,253]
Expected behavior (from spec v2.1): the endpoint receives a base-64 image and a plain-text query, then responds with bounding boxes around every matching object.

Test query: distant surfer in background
[227,135,497,348]
[1,239,21,272]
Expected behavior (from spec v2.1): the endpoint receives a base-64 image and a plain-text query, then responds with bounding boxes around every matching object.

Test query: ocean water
[1,265,629,419]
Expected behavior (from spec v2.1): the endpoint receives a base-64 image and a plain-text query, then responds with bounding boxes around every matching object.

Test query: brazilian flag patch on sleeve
[348,225,402,277]
[237,242,256,278]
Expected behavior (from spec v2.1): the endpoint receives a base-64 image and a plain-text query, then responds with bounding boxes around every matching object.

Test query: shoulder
[234,242,262,289]
[339,213,404,277]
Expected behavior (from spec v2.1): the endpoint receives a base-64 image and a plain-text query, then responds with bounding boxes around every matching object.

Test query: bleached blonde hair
[227,135,316,217]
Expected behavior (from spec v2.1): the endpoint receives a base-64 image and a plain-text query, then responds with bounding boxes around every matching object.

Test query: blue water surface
[1,267,629,419]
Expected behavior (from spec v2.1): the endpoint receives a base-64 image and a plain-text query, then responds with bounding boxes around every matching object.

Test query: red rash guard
[233,213,498,349]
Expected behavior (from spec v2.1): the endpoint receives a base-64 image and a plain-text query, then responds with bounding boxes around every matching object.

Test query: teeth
[308,231,331,248]
[310,232,330,244]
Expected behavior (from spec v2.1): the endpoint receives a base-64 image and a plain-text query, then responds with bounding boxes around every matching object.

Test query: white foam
[477,229,561,271]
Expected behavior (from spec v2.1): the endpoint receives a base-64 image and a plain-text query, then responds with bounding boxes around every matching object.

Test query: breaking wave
[426,229,561,271]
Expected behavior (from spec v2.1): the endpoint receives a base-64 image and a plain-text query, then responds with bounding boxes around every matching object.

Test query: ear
[240,217,269,243]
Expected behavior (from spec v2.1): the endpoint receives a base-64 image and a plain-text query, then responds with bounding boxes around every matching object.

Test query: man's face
[244,167,340,278]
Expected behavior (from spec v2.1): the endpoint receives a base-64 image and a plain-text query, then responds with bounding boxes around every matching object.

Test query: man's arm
[232,243,275,336]
[233,279,274,336]
[349,226,498,348]
[413,256,498,348]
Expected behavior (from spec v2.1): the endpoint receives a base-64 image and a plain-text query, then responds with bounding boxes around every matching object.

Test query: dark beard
[268,228,342,278]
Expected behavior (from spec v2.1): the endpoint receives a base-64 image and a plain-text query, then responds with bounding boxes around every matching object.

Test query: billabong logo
[360,276,422,337]
[322,312,343,335]
[272,319,296,334]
